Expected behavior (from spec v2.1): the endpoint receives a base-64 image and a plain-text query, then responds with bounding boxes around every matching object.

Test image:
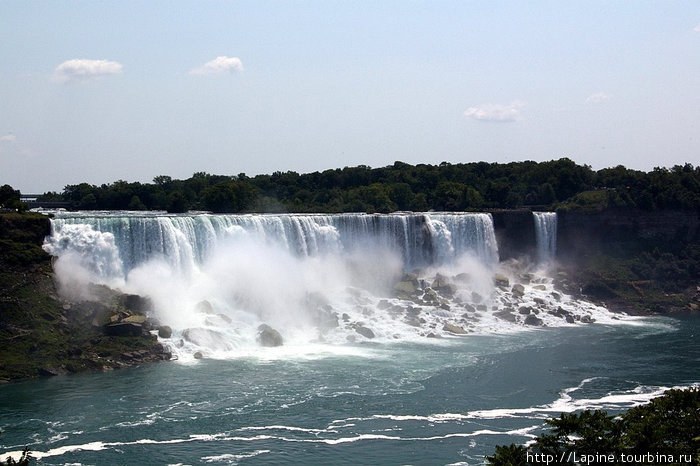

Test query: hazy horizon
[2,1,699,193]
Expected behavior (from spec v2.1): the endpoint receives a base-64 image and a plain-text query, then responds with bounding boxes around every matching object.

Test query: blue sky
[1,1,699,193]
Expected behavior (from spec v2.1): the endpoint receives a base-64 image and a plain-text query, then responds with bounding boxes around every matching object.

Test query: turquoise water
[1,315,698,465]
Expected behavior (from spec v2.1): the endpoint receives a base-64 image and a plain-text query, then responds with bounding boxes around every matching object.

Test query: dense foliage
[0,185,22,211]
[35,159,700,213]
[487,388,699,465]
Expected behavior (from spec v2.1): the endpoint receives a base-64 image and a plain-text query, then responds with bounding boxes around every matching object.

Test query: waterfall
[41,210,621,351]
[533,212,557,263]
[45,212,500,279]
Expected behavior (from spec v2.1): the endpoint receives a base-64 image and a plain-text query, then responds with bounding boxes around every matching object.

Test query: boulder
[195,300,215,314]
[524,315,544,326]
[442,322,467,334]
[105,322,144,337]
[518,306,532,315]
[257,324,284,347]
[394,280,419,296]
[354,325,375,339]
[494,310,516,322]
[511,284,525,297]
[122,294,153,313]
[122,315,148,324]
[193,351,204,359]
[158,325,173,338]
[493,274,510,288]
[39,366,68,377]
[471,292,483,303]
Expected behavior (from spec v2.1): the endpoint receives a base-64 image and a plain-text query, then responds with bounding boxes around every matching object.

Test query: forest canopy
[34,159,700,213]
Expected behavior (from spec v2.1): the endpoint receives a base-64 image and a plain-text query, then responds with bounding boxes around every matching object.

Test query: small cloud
[54,59,123,83]
[586,92,612,104]
[694,23,700,32]
[0,134,16,143]
[464,101,524,122]
[190,56,244,75]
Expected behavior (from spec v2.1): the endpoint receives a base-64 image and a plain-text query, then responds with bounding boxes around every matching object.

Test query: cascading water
[43,210,619,359]
[533,212,557,264]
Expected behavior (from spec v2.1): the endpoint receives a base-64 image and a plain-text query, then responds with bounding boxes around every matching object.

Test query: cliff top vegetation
[30,158,699,213]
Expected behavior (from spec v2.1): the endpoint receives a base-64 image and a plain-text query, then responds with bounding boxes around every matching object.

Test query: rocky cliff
[0,213,170,382]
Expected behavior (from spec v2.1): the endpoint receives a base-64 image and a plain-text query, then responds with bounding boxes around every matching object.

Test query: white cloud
[586,92,611,104]
[54,59,123,83]
[0,134,16,142]
[464,101,524,122]
[694,23,700,32]
[190,56,244,75]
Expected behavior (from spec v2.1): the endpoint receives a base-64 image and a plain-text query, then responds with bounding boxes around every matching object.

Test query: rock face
[257,324,284,347]
[557,209,700,262]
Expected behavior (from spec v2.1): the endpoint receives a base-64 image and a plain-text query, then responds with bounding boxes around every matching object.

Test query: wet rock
[551,292,561,302]
[463,303,477,313]
[105,322,144,337]
[565,315,575,324]
[404,315,422,327]
[394,274,420,296]
[432,274,456,297]
[580,315,595,324]
[442,322,467,334]
[39,366,68,377]
[533,284,547,291]
[476,304,488,312]
[524,315,544,326]
[495,309,517,322]
[493,274,510,288]
[423,288,438,303]
[354,325,375,339]
[195,300,215,314]
[193,351,204,359]
[511,284,525,297]
[518,306,532,315]
[342,313,350,322]
[377,299,391,310]
[314,309,339,331]
[158,325,172,338]
[122,294,153,313]
[257,324,284,347]
[533,297,546,305]
[122,315,148,324]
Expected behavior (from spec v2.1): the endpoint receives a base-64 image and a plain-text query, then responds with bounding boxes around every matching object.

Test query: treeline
[35,158,700,213]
